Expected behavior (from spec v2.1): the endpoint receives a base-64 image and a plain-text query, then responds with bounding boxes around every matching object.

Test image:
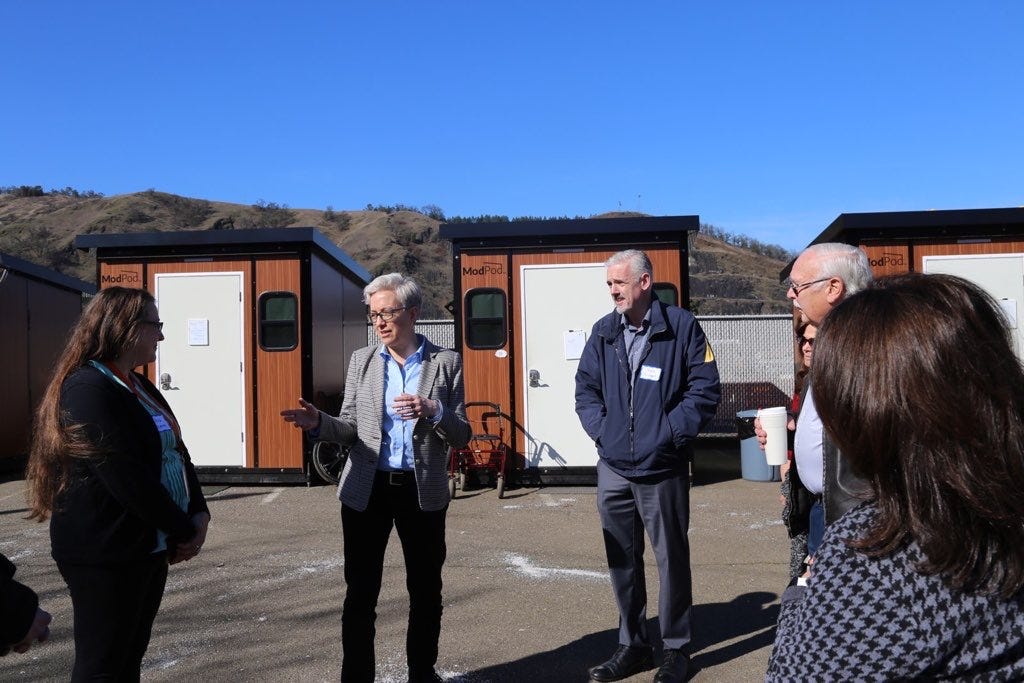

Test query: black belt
[376,469,414,486]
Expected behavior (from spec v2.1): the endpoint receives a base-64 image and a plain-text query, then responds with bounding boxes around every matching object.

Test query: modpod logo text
[100,271,141,284]
[462,262,504,276]
[868,252,905,268]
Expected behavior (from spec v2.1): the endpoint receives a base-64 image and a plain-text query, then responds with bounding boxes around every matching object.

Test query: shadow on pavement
[692,437,742,486]
[458,626,619,682]
[690,591,779,671]
[459,591,778,682]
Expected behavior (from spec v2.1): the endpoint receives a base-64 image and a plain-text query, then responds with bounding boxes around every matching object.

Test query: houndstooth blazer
[316,339,471,512]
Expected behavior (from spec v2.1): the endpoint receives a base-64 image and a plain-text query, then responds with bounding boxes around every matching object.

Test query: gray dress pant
[596,458,692,651]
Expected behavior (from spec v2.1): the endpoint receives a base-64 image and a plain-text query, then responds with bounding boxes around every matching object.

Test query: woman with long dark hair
[767,273,1024,679]
[28,286,210,681]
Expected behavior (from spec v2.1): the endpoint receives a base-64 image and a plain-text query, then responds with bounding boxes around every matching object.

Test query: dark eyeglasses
[140,320,164,331]
[367,307,407,323]
[787,277,831,295]
[800,336,815,347]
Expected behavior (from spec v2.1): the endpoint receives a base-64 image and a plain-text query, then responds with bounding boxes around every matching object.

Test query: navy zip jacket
[575,298,720,478]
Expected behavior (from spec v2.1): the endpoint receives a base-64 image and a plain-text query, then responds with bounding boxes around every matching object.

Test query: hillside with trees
[0,186,793,316]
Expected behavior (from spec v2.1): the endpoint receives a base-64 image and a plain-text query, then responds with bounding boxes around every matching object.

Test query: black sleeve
[62,378,196,541]
[0,554,39,654]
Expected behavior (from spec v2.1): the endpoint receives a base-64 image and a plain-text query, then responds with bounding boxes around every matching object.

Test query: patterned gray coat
[767,504,1024,681]
[316,340,471,512]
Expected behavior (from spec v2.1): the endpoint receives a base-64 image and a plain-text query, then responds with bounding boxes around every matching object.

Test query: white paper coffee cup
[758,406,788,466]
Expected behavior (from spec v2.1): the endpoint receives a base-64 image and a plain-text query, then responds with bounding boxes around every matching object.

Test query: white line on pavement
[261,488,284,504]
[504,552,608,581]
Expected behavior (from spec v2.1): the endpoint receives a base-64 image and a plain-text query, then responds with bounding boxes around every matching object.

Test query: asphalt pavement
[0,442,787,682]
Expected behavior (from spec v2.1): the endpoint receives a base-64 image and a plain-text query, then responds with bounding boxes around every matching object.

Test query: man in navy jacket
[575,249,720,683]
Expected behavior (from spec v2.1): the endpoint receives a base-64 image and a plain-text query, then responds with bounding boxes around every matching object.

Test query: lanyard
[98,361,183,445]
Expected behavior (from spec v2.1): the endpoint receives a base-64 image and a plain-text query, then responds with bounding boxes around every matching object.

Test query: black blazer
[50,364,209,565]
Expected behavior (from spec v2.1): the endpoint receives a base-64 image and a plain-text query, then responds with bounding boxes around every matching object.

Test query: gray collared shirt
[621,307,652,383]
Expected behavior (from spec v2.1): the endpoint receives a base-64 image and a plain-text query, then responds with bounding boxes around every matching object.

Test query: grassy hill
[0,190,792,316]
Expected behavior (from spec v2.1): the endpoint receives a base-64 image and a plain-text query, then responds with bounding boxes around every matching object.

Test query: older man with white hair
[759,243,874,565]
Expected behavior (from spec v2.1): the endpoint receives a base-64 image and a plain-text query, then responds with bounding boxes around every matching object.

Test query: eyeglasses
[367,307,407,323]
[787,277,831,295]
[800,336,815,347]
[140,320,164,331]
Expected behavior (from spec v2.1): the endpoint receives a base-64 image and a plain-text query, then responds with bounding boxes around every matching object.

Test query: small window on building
[259,292,298,351]
[653,282,678,306]
[465,288,506,349]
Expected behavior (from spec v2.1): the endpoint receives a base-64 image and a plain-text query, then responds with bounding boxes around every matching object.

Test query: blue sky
[4,2,1022,250]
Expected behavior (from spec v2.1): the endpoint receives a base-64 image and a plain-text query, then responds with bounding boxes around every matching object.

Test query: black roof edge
[0,251,97,294]
[439,214,700,240]
[74,227,372,284]
[780,206,1024,282]
[814,207,1024,245]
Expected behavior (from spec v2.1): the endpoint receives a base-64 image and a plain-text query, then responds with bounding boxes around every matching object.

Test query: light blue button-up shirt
[377,335,442,471]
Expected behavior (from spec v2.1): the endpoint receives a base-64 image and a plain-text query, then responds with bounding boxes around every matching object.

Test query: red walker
[448,402,510,499]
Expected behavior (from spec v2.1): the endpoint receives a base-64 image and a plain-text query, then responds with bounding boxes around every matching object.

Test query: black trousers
[340,471,448,683]
[58,553,168,682]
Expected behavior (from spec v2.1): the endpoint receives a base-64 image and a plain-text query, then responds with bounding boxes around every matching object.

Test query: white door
[521,264,613,468]
[923,254,1024,356]
[155,272,246,467]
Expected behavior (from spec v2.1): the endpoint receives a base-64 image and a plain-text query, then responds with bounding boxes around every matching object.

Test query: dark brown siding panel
[27,282,82,429]
[310,254,346,411]
[859,243,911,276]
[255,258,303,469]
[98,262,145,289]
[1,274,86,461]
[0,275,30,459]
[341,274,367,386]
[458,253,511,409]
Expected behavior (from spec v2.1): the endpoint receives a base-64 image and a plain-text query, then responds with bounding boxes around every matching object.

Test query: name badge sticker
[639,365,662,381]
[153,415,172,432]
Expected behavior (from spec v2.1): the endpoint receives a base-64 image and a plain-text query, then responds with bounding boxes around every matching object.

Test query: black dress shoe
[408,668,443,683]
[588,645,654,682]
[653,648,689,683]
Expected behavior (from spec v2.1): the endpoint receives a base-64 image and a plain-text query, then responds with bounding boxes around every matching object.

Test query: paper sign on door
[563,330,586,360]
[188,319,210,346]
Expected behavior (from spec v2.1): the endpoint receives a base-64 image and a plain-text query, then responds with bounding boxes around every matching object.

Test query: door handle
[160,373,179,391]
[529,369,540,387]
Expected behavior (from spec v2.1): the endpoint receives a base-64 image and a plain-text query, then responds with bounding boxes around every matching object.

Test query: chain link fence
[367,315,794,436]
[696,315,794,435]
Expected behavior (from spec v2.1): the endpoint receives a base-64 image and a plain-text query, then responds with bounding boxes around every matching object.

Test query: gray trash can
[736,410,781,482]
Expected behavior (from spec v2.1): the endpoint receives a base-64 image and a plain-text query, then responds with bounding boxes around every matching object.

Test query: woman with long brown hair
[28,286,210,681]
[767,273,1024,679]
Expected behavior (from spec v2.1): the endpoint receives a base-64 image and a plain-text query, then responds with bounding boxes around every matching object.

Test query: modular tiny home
[797,207,1024,355]
[75,228,371,484]
[439,215,700,483]
[0,252,96,470]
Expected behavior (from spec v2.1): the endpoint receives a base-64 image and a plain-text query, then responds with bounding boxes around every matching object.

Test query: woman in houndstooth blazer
[282,273,470,683]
